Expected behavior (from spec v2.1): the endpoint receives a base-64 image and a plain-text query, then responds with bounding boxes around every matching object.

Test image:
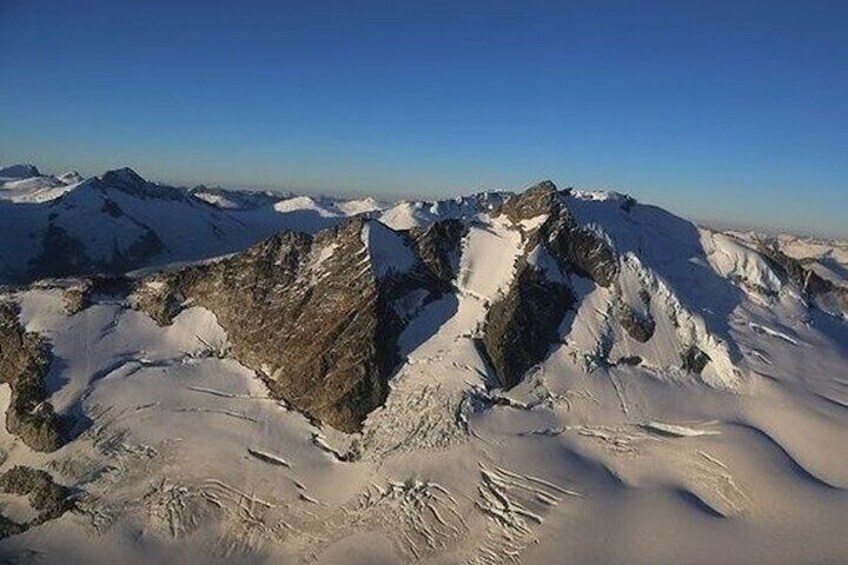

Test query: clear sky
[1,1,846,237]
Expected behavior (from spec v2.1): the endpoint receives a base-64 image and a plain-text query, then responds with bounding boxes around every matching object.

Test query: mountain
[0,165,505,286]
[0,165,41,179]
[0,168,846,563]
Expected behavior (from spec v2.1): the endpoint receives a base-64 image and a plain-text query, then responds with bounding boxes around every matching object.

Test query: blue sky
[1,1,846,236]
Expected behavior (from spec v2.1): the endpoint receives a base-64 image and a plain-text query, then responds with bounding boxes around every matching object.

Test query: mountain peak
[0,164,41,179]
[499,180,565,222]
[525,179,558,194]
[100,167,187,201]
[101,167,146,189]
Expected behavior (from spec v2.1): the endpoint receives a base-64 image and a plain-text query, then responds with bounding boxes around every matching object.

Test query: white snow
[701,230,784,297]
[642,421,721,437]
[360,220,416,277]
[0,175,78,203]
[273,195,338,216]
[456,215,523,301]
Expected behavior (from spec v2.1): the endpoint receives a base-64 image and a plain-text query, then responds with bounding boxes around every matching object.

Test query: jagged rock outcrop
[57,171,84,185]
[62,276,134,315]
[408,219,467,285]
[499,180,561,224]
[758,241,848,313]
[481,267,573,388]
[500,181,618,286]
[619,303,656,343]
[0,303,64,452]
[682,346,711,375]
[481,181,618,389]
[618,289,656,343]
[134,217,463,432]
[0,466,74,539]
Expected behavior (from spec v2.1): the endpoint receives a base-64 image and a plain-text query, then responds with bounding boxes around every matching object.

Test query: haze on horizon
[1,0,846,238]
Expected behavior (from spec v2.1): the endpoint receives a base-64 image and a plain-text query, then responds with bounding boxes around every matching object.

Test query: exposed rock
[758,241,848,312]
[499,180,561,224]
[62,276,134,315]
[682,346,711,374]
[57,171,84,185]
[498,181,619,287]
[0,515,25,539]
[545,216,618,287]
[0,466,74,538]
[616,355,643,366]
[110,229,164,273]
[619,194,636,213]
[133,217,461,432]
[62,281,90,315]
[29,224,89,279]
[0,302,65,452]
[759,243,828,295]
[481,181,619,390]
[100,197,124,218]
[408,219,467,286]
[619,303,655,343]
[482,266,573,389]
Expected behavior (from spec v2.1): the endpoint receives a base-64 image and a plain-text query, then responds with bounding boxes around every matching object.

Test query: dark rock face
[0,466,74,539]
[63,276,134,315]
[480,181,618,390]
[0,303,64,452]
[408,219,467,286]
[758,242,848,312]
[500,181,618,287]
[499,181,561,224]
[544,213,618,287]
[0,514,24,539]
[482,266,573,388]
[100,197,124,218]
[619,303,655,343]
[616,355,643,366]
[135,217,462,432]
[682,346,711,374]
[759,243,829,294]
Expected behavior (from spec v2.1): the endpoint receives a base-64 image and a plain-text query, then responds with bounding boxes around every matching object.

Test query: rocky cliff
[134,216,463,432]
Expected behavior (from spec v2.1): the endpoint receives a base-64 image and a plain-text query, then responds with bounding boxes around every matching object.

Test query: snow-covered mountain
[0,166,846,563]
[0,165,508,286]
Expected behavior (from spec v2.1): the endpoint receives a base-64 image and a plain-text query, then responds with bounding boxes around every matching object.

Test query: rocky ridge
[0,302,64,452]
[134,216,464,432]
